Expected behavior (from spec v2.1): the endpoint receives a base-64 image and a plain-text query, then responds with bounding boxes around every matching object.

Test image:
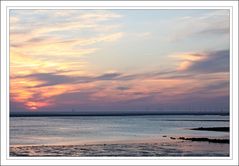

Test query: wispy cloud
[168,10,229,42]
[10,10,124,59]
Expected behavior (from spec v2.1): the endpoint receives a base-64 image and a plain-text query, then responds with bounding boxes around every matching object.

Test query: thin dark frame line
[3,0,239,1]
[5,5,234,161]
[7,6,234,8]
[2,0,239,1]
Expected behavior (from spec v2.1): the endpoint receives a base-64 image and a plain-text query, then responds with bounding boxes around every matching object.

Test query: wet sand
[10,137,229,157]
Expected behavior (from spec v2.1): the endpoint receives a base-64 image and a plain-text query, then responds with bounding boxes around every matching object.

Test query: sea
[10,115,229,146]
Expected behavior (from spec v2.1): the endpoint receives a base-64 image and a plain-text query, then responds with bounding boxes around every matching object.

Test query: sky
[10,9,230,114]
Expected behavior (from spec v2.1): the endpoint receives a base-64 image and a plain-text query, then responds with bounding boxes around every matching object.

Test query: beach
[10,137,229,157]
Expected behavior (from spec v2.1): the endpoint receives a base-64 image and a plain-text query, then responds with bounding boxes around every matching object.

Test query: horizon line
[10,111,229,117]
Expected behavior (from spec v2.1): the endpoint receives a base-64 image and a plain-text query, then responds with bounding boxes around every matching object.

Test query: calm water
[10,115,229,146]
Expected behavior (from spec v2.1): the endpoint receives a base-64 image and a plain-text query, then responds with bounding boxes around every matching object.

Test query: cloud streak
[169,10,229,42]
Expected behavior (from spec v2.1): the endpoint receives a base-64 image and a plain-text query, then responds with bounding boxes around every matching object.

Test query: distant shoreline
[191,127,229,132]
[10,112,229,117]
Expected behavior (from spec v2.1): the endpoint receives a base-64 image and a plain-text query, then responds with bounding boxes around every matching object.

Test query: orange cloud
[171,53,206,71]
[177,61,192,71]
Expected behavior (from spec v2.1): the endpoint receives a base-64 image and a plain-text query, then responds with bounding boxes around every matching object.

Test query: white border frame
[1,1,238,165]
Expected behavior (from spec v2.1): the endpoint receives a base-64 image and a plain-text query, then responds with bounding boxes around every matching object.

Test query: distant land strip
[176,137,229,144]
[10,112,230,117]
[191,127,229,132]
[165,119,229,122]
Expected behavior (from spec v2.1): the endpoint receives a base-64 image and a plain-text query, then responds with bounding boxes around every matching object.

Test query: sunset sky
[10,9,230,114]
